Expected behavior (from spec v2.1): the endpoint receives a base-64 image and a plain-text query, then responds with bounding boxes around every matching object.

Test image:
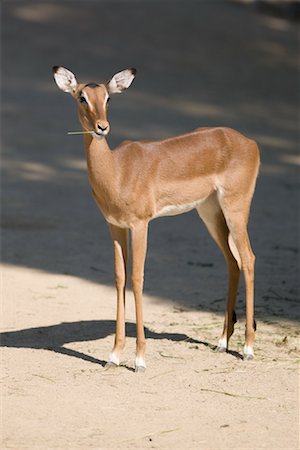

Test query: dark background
[2,0,299,323]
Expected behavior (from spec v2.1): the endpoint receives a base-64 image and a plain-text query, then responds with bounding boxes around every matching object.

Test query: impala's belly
[106,198,206,227]
[154,198,206,218]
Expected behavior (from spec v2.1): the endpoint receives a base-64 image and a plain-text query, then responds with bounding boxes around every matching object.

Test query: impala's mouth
[92,130,109,139]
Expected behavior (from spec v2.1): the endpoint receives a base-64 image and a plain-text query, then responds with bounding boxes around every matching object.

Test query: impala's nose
[96,121,109,133]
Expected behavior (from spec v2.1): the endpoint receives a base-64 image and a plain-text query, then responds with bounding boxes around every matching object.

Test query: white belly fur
[106,198,207,228]
[155,199,206,218]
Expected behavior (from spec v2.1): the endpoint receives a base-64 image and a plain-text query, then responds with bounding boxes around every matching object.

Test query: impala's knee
[131,275,144,292]
[241,250,255,273]
[249,251,255,266]
[115,272,126,290]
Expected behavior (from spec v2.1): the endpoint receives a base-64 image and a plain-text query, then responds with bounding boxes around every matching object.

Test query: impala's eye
[79,95,87,104]
[106,97,110,106]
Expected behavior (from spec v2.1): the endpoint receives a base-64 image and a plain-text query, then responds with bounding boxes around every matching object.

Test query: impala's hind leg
[219,198,256,360]
[197,194,240,352]
[106,225,128,369]
[131,222,148,373]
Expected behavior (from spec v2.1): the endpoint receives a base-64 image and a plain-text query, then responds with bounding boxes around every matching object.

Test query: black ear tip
[130,68,137,76]
[52,66,60,74]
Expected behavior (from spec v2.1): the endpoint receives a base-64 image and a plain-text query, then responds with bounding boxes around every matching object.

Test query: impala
[53,66,260,372]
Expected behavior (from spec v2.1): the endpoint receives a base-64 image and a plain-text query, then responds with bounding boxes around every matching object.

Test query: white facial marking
[91,132,102,140]
[91,130,108,140]
[81,90,94,111]
[135,356,146,368]
[108,352,120,365]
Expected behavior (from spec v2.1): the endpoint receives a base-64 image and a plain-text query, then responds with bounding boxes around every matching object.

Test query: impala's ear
[52,66,78,94]
[107,68,136,94]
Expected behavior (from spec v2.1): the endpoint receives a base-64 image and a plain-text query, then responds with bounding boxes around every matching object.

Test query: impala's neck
[83,134,115,198]
[83,133,111,155]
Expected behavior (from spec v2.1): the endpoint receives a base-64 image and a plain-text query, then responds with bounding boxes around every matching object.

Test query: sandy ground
[1,1,299,449]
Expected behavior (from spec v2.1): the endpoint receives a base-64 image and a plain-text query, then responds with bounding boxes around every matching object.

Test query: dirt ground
[1,1,299,449]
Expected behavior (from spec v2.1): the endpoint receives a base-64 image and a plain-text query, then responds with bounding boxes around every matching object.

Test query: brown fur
[53,67,260,369]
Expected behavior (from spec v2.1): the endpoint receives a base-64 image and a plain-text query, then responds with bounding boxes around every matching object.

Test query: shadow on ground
[0,320,244,369]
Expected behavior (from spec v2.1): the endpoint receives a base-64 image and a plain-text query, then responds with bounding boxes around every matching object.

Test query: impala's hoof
[215,338,227,353]
[104,361,119,370]
[135,356,146,373]
[215,345,227,353]
[243,345,254,361]
[135,365,146,373]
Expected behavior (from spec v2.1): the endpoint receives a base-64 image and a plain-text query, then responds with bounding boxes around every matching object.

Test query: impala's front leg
[106,224,128,369]
[131,222,148,373]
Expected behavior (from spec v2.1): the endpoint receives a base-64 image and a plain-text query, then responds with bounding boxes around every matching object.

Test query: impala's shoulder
[192,126,233,139]
[117,139,153,152]
[117,139,133,148]
[194,126,239,136]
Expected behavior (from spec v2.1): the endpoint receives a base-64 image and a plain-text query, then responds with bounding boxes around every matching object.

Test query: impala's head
[52,66,136,138]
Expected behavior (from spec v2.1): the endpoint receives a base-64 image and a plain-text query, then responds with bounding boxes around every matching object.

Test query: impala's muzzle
[95,120,110,136]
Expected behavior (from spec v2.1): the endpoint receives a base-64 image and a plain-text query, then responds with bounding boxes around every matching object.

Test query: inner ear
[107,68,136,94]
[53,66,78,94]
